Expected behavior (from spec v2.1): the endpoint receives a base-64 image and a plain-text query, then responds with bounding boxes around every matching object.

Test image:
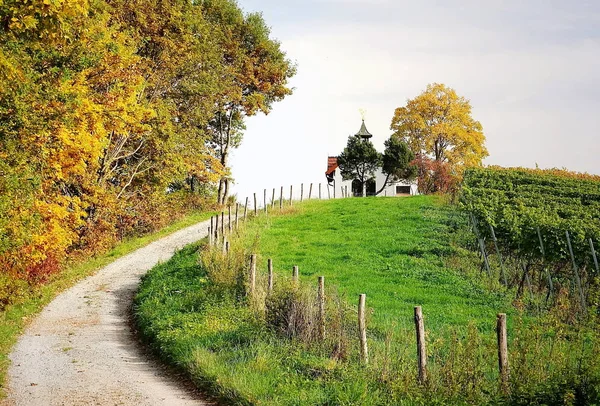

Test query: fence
[204,190,518,393]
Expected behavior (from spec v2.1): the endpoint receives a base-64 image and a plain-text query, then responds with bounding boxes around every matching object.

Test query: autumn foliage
[391,83,488,193]
[0,0,294,287]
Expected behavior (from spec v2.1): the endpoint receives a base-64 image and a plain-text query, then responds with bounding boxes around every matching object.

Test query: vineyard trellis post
[566,231,586,313]
[470,214,491,276]
[537,227,554,300]
[254,193,258,216]
[309,183,313,199]
[292,265,299,285]
[489,225,507,286]
[271,188,276,209]
[319,183,322,199]
[244,197,248,220]
[301,183,304,202]
[290,185,293,207]
[590,238,599,274]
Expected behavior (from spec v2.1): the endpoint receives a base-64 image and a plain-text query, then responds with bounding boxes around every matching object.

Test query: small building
[325,120,418,197]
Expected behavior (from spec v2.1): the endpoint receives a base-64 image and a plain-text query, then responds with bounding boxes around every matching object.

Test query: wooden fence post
[280,186,283,210]
[319,183,322,199]
[208,227,212,246]
[497,313,509,393]
[244,197,248,220]
[414,306,427,383]
[220,212,225,236]
[264,189,267,214]
[268,259,273,292]
[328,184,331,199]
[210,217,214,244]
[292,265,299,285]
[235,203,239,230]
[254,193,258,216]
[228,206,232,233]
[590,238,599,274]
[223,238,228,255]
[566,231,586,312]
[290,185,293,207]
[309,183,313,199]
[214,215,219,241]
[271,188,276,209]
[358,294,368,365]
[249,254,256,297]
[301,183,304,202]
[318,276,325,341]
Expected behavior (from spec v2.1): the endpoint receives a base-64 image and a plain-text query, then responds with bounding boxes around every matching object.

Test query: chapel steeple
[355,119,373,140]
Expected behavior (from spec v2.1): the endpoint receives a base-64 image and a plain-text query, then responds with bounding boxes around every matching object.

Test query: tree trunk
[375,173,391,196]
[217,150,230,205]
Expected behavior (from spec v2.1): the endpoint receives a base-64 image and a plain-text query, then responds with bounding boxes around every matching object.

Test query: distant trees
[377,136,417,195]
[390,83,487,193]
[337,134,415,197]
[0,0,294,281]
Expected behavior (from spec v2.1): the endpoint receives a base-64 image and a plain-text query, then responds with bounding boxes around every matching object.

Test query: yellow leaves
[390,83,488,170]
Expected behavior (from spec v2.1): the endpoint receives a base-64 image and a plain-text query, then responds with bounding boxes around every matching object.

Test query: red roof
[326,156,338,175]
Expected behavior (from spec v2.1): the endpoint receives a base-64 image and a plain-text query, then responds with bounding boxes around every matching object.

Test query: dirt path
[5,220,215,406]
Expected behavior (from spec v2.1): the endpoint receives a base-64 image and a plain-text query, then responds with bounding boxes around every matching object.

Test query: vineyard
[460,166,600,310]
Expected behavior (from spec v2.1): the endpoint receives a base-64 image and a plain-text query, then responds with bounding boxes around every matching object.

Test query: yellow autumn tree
[390,83,487,192]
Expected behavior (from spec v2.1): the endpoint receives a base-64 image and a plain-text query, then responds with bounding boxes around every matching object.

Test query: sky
[228,0,600,201]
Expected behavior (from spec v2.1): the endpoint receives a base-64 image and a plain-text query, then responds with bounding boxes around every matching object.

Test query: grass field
[244,196,510,332]
[0,209,216,397]
[135,196,600,405]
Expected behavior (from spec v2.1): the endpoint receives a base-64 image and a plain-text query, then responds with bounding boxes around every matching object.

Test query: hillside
[135,196,600,405]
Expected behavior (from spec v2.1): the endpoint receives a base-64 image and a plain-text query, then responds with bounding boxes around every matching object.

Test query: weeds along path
[5,220,215,406]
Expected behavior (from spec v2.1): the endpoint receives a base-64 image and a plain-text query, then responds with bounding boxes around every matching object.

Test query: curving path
[5,220,215,406]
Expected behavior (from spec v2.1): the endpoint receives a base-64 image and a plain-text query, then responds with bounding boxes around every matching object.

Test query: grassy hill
[135,196,600,405]
[245,196,510,331]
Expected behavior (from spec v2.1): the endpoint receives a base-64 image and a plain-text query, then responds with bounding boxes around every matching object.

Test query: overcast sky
[229,0,600,201]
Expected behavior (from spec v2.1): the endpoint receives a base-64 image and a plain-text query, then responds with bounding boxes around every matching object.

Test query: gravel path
[5,220,215,406]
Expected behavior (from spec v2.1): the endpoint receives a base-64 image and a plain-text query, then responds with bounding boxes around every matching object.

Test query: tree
[200,0,297,204]
[390,83,488,193]
[376,136,417,195]
[337,135,381,197]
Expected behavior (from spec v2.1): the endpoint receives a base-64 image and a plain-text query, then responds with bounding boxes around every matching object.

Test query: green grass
[0,209,216,397]
[245,196,510,332]
[135,197,600,405]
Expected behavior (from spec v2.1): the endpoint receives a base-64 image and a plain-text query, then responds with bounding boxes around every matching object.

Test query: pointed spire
[355,119,373,139]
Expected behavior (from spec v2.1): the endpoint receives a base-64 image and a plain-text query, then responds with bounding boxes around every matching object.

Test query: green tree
[376,136,417,195]
[337,135,381,197]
